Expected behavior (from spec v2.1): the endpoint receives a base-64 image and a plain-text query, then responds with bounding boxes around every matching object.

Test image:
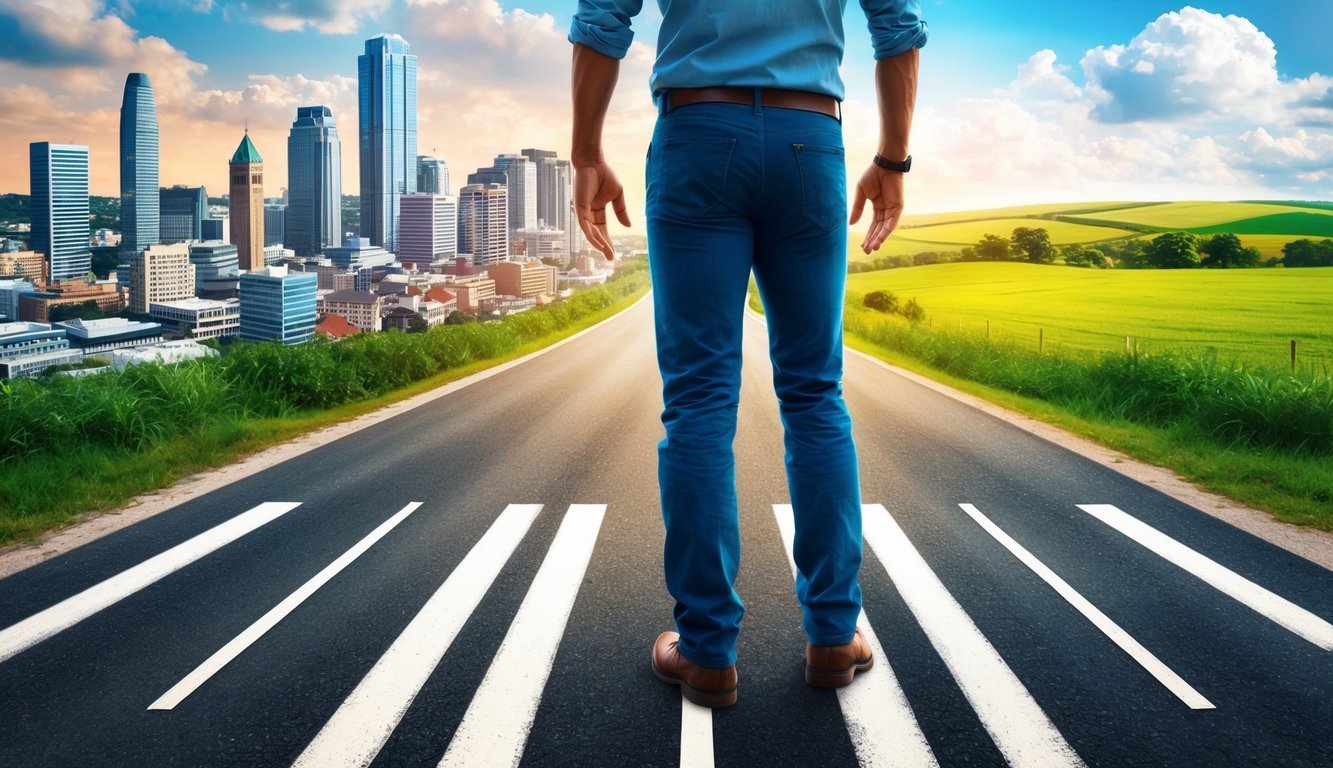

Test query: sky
[1,0,1329,232]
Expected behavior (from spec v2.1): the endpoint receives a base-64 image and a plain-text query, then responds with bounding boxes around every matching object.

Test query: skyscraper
[159,185,207,243]
[521,149,574,252]
[458,183,508,267]
[358,34,418,252]
[287,105,342,257]
[120,73,160,259]
[238,265,317,345]
[229,131,265,271]
[416,155,449,195]
[29,142,91,283]
[264,204,286,247]
[493,154,537,235]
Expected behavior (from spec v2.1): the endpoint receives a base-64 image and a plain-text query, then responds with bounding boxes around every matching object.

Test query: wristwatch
[873,154,912,173]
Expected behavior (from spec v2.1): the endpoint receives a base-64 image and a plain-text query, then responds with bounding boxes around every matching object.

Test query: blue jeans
[646,92,863,669]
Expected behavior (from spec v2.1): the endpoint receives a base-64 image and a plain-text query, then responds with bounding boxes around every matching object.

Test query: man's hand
[849,165,904,255]
[574,161,630,261]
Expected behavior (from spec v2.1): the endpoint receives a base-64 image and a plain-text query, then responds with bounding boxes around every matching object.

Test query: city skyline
[0,2,1329,230]
[118,72,159,258]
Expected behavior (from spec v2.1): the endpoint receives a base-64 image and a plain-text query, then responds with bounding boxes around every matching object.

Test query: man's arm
[850,47,920,254]
[571,42,629,260]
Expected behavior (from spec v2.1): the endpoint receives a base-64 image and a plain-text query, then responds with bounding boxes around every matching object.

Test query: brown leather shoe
[805,628,874,688]
[651,631,738,708]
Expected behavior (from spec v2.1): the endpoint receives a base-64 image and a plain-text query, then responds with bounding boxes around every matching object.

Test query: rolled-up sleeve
[859,0,929,59]
[569,0,643,60]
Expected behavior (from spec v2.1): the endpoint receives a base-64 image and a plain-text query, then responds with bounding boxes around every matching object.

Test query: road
[1,291,1330,767]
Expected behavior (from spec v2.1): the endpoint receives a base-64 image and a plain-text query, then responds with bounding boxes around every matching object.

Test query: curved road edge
[743,302,1333,572]
[0,290,655,580]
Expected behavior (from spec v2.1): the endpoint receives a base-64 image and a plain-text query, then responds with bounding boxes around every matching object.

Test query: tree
[443,310,475,325]
[973,233,1012,261]
[901,298,926,323]
[1283,238,1333,267]
[1144,232,1200,269]
[1010,227,1055,263]
[863,290,900,314]
[49,300,103,322]
[407,315,429,333]
[1200,233,1260,268]
[1063,246,1108,268]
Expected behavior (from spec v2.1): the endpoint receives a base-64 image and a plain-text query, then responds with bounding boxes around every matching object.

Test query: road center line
[679,699,715,768]
[772,504,938,768]
[959,503,1214,710]
[438,504,607,768]
[1078,504,1333,651]
[0,501,302,665]
[291,503,543,768]
[861,504,1085,768]
[148,502,424,711]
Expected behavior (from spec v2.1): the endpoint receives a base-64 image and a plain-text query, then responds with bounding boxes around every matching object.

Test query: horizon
[1,2,1330,234]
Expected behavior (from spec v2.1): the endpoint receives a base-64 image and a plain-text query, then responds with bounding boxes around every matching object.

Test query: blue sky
[0,1,1328,218]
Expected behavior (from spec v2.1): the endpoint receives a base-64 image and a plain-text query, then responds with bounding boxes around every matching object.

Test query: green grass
[846,262,1333,370]
[0,264,651,548]
[1070,201,1333,229]
[1187,212,1333,237]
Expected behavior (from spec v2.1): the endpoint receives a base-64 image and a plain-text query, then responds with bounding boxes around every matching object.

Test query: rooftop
[321,290,381,304]
[231,131,263,165]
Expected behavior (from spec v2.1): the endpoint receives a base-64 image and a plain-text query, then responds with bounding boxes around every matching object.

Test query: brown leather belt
[666,87,839,119]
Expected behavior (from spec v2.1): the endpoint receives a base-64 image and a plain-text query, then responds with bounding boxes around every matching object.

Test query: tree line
[846,227,1333,273]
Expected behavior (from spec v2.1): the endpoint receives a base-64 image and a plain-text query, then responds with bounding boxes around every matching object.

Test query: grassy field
[896,217,1139,244]
[853,200,1333,263]
[845,262,1333,370]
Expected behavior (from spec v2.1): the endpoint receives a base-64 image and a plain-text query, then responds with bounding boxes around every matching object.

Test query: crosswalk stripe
[148,502,424,711]
[679,699,715,768]
[959,503,1214,710]
[291,503,543,768]
[862,504,1085,768]
[0,501,302,665]
[772,504,938,768]
[438,503,607,768]
[1078,504,1333,651]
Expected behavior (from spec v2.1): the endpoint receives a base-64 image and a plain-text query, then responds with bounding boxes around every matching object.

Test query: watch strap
[873,154,912,173]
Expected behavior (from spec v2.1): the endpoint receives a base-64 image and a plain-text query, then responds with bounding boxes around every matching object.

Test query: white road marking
[291,503,543,768]
[1078,504,1333,651]
[959,503,1214,710]
[679,699,715,768]
[0,502,301,665]
[772,504,937,768]
[862,504,1085,768]
[148,502,424,711]
[438,504,607,768]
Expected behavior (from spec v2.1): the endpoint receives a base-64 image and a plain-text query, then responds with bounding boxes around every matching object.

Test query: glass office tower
[287,106,343,257]
[29,142,91,283]
[358,34,417,253]
[160,185,207,243]
[416,155,448,195]
[120,73,160,258]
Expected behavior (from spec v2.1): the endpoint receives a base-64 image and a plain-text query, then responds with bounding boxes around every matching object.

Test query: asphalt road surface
[2,291,1330,767]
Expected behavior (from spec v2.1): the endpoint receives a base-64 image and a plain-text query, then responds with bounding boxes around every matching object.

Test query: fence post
[1291,339,1297,371]
[1126,336,1131,353]
[1039,328,1044,354]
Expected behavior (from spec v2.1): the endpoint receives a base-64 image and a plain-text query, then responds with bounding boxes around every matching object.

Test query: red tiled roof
[425,287,456,304]
[315,313,359,338]
[406,285,423,296]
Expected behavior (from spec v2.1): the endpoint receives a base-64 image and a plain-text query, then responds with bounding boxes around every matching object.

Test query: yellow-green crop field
[853,200,1333,263]
[845,262,1333,370]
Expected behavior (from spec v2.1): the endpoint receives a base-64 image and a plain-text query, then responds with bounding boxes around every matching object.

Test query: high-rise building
[228,131,265,271]
[493,154,536,234]
[323,237,396,271]
[129,243,195,314]
[159,185,207,243]
[201,217,228,242]
[238,264,317,345]
[398,193,457,270]
[120,73,160,259]
[287,106,342,257]
[416,155,448,195]
[29,142,91,283]
[521,149,574,253]
[458,183,508,267]
[189,241,240,292]
[358,34,418,252]
[466,167,507,187]
[264,204,286,246]
[0,251,48,286]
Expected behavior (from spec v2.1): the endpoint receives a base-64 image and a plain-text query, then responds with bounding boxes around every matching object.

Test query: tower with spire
[229,129,265,271]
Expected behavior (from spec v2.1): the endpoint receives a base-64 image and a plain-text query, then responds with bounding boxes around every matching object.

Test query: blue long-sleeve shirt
[569,0,928,102]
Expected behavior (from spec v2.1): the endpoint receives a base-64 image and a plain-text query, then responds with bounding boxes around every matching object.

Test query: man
[569,1,926,708]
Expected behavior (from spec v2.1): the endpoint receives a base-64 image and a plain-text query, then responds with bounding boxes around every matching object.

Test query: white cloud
[205,0,391,34]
